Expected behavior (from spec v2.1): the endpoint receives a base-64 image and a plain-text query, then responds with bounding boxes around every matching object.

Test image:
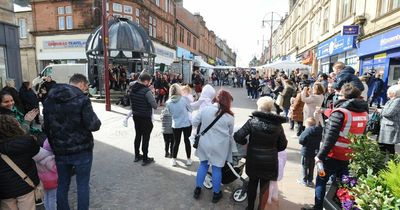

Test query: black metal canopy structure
[86,17,156,74]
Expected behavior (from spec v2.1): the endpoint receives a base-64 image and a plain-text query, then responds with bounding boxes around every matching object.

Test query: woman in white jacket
[301,83,325,126]
[192,90,234,204]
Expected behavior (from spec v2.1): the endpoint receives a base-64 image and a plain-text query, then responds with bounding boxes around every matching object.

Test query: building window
[113,3,122,12]
[136,9,140,24]
[165,0,169,12]
[66,16,73,29]
[337,0,353,22]
[57,6,72,30]
[179,27,184,43]
[164,26,168,43]
[378,0,400,16]
[124,5,132,14]
[18,18,27,38]
[193,37,197,50]
[187,32,191,47]
[155,0,160,6]
[323,7,329,33]
[124,15,133,21]
[169,25,173,44]
[309,20,314,42]
[149,16,156,38]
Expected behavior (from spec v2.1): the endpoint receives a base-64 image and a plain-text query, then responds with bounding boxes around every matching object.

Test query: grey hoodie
[166,96,192,128]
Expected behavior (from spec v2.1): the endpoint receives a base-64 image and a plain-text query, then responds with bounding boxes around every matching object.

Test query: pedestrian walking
[0,114,40,210]
[129,73,158,166]
[166,84,193,166]
[193,90,235,203]
[298,117,322,187]
[234,96,288,210]
[43,74,101,210]
[302,83,368,210]
[377,84,400,154]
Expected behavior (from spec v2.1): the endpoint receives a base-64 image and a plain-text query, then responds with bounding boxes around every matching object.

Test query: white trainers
[186,159,192,166]
[172,158,177,167]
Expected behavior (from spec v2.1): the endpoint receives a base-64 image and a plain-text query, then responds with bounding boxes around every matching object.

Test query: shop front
[297,49,317,75]
[154,42,176,72]
[317,34,357,73]
[0,21,22,88]
[36,34,89,70]
[176,46,193,60]
[358,27,400,87]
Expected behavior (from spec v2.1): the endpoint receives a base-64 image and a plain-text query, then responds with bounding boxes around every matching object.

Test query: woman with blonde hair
[166,83,193,166]
[301,83,325,125]
[234,96,288,210]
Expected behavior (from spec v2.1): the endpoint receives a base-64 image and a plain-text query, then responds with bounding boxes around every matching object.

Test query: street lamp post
[102,0,111,111]
[262,12,281,63]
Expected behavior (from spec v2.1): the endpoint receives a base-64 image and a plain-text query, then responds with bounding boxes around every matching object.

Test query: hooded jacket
[191,84,216,111]
[234,111,288,180]
[317,98,369,160]
[129,82,157,119]
[0,136,40,199]
[166,95,192,128]
[333,66,365,91]
[43,84,101,156]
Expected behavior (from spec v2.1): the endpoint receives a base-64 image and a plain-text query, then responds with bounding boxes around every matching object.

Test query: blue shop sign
[176,47,193,59]
[358,27,400,57]
[317,35,357,59]
[342,25,359,36]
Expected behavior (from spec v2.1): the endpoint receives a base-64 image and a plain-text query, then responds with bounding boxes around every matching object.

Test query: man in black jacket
[302,83,368,210]
[369,74,384,108]
[129,72,157,166]
[43,74,101,210]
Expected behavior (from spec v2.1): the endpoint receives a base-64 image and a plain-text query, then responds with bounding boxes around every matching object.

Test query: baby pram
[203,142,248,202]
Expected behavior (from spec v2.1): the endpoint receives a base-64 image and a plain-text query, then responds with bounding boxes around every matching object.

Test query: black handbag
[193,113,224,149]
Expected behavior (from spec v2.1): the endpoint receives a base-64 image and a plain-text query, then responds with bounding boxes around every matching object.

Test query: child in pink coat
[33,139,58,210]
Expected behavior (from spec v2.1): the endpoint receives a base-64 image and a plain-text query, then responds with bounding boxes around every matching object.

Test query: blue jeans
[314,158,349,210]
[196,160,222,193]
[44,188,57,210]
[55,151,93,210]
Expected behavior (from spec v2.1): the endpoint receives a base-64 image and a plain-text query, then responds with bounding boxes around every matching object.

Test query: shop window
[18,18,27,39]
[0,47,7,89]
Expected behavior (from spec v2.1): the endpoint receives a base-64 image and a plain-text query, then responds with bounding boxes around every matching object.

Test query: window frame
[113,3,122,13]
[66,16,73,29]
[58,16,65,30]
[187,31,191,46]
[123,5,133,14]
[57,7,64,15]
[323,6,329,33]
[65,5,72,14]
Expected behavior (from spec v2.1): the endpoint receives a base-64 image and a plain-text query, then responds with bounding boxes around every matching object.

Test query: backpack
[365,111,381,135]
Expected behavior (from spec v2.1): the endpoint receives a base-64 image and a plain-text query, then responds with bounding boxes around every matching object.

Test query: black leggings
[133,117,153,159]
[247,177,270,210]
[163,133,174,154]
[172,126,192,159]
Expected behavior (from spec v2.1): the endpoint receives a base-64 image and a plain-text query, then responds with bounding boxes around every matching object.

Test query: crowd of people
[0,59,399,210]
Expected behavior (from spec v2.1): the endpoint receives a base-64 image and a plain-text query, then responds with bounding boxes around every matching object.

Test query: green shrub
[379,160,400,198]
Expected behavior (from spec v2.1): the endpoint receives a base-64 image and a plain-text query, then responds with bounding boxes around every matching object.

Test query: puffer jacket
[333,66,364,91]
[43,84,101,156]
[0,136,40,199]
[299,126,323,157]
[317,98,369,160]
[234,111,288,180]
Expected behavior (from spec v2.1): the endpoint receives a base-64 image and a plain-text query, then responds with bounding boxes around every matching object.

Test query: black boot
[193,187,201,199]
[212,191,223,203]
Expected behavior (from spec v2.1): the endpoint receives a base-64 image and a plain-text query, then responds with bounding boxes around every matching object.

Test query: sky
[183,0,289,67]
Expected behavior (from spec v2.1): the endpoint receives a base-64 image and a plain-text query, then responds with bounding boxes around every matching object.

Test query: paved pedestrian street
[64,87,314,210]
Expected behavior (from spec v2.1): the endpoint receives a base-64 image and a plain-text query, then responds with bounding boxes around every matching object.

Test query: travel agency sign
[317,34,357,59]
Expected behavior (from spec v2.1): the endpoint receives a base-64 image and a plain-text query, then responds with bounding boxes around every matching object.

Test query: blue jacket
[166,96,192,128]
[333,66,364,91]
[43,84,101,156]
[299,126,323,157]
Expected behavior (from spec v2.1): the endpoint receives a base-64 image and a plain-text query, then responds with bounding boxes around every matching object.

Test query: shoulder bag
[0,153,44,202]
[193,113,224,149]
